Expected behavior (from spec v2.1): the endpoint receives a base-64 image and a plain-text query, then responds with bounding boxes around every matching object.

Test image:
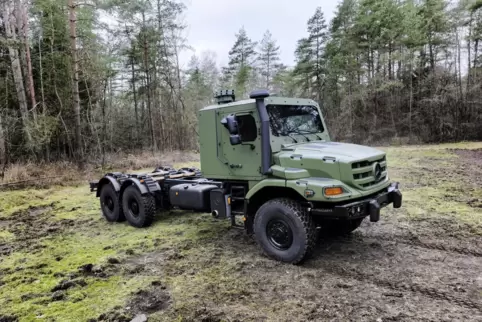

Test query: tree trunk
[428,35,435,71]
[0,112,6,170]
[101,79,107,169]
[18,0,37,118]
[142,12,156,153]
[388,43,392,80]
[130,45,140,146]
[456,27,463,99]
[467,13,473,88]
[38,32,46,115]
[409,51,413,143]
[68,0,83,168]
[2,1,31,145]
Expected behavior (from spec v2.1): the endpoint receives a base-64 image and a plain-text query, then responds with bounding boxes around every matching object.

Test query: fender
[120,178,149,195]
[120,177,160,196]
[245,178,286,200]
[96,175,121,197]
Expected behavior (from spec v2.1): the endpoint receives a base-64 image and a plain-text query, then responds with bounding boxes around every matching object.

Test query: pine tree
[293,7,328,105]
[226,26,257,97]
[258,30,281,90]
[417,0,450,70]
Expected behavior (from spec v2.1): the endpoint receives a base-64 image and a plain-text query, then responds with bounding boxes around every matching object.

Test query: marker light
[324,187,344,196]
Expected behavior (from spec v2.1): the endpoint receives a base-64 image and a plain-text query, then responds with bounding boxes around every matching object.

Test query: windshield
[266,104,324,136]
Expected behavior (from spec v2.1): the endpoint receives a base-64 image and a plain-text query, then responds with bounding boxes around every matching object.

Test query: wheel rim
[266,219,293,250]
[104,196,115,212]
[128,198,140,218]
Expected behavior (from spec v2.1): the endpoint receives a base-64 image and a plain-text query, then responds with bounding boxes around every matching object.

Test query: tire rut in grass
[321,264,482,312]
[330,232,482,257]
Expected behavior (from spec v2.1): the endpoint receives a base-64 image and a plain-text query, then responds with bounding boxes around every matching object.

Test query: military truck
[89,89,402,264]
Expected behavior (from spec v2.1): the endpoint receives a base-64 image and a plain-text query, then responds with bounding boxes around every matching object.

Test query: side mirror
[229,135,242,145]
[221,114,242,145]
[221,114,238,134]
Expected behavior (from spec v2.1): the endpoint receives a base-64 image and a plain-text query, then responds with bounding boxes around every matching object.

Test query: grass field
[0,142,481,321]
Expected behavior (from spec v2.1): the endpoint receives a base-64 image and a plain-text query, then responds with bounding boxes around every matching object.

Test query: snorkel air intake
[250,89,272,175]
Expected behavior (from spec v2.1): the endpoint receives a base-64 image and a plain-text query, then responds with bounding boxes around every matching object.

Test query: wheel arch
[96,176,121,197]
[120,178,149,197]
[247,186,306,216]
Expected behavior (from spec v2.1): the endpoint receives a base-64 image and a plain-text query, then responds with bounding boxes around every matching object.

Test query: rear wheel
[121,185,156,228]
[322,218,364,236]
[99,183,125,222]
[253,198,318,264]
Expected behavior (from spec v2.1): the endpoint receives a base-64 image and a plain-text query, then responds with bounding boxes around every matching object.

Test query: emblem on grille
[373,162,382,180]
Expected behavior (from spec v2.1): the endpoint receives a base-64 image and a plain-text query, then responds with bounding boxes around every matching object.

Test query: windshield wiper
[295,130,324,141]
[285,130,312,142]
[281,131,298,143]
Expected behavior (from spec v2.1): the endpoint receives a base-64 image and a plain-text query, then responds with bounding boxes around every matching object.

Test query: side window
[237,114,257,142]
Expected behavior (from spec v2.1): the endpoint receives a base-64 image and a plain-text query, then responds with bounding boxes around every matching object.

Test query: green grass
[382,143,482,234]
[1,147,481,321]
[0,160,230,320]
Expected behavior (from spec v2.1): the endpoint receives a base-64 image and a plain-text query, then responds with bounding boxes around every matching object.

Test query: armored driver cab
[90,89,402,264]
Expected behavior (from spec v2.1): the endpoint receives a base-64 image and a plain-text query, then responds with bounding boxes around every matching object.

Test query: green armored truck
[89,89,402,264]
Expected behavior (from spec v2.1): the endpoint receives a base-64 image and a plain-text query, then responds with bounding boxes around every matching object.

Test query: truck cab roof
[199,96,320,113]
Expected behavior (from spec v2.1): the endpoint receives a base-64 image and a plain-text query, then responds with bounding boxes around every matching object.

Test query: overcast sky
[178,0,339,69]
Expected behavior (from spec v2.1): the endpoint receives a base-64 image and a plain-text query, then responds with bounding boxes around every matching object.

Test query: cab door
[220,110,263,179]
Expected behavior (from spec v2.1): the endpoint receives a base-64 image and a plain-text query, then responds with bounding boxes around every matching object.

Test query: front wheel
[121,185,156,228]
[253,198,318,264]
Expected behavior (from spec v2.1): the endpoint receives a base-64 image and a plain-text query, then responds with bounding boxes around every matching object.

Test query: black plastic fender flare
[120,178,150,196]
[96,176,121,197]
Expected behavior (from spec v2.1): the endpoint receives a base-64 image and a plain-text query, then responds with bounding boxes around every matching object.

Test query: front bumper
[310,182,402,222]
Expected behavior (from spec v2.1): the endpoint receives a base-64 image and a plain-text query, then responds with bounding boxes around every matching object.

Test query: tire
[99,183,125,222]
[253,198,318,264]
[121,185,156,228]
[322,218,364,237]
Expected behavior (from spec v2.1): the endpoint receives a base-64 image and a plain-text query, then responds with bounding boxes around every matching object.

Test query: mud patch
[91,284,171,322]
[449,148,482,188]
[0,244,13,256]
[189,308,227,322]
[450,148,482,164]
[90,308,133,322]
[51,278,87,292]
[122,251,168,276]
[77,263,117,279]
[2,205,95,254]
[0,316,18,322]
[126,284,171,314]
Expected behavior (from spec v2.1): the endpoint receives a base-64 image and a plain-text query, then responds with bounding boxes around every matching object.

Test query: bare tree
[2,0,31,145]
[68,0,83,167]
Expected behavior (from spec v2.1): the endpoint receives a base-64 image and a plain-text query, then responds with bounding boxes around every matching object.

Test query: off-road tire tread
[100,183,125,222]
[122,186,156,228]
[254,198,318,264]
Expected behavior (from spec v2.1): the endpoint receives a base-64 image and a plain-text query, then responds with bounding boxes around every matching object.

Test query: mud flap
[369,200,380,222]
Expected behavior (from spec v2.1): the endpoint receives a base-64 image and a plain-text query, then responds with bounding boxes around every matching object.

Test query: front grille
[351,156,387,189]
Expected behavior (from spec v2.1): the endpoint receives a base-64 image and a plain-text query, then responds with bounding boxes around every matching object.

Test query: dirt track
[0,143,481,321]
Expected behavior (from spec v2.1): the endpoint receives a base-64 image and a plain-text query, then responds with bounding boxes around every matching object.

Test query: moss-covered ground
[1,143,481,321]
